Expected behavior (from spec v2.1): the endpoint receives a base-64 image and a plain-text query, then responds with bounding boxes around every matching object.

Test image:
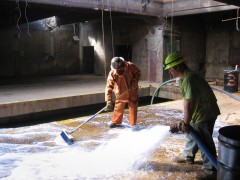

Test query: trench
[1,96,170,128]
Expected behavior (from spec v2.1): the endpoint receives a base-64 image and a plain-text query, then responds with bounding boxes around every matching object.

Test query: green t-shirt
[180,70,220,124]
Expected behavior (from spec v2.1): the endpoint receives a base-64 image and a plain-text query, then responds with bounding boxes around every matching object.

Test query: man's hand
[181,122,190,133]
[106,101,114,111]
[169,123,180,133]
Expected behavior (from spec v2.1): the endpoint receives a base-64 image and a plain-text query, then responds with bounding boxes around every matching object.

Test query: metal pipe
[222,16,240,22]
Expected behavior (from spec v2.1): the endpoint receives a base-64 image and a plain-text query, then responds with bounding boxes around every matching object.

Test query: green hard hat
[164,53,185,70]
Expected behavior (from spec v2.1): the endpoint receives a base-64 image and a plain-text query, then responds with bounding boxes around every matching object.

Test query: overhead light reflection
[88,36,105,61]
[45,16,57,30]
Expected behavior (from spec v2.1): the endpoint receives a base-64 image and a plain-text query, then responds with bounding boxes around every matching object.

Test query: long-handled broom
[60,87,137,144]
[60,106,107,145]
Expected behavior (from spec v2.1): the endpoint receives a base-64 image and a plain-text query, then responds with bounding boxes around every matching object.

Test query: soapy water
[0,125,170,180]
[0,105,226,180]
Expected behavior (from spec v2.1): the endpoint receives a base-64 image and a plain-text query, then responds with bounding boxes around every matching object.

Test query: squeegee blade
[60,131,74,145]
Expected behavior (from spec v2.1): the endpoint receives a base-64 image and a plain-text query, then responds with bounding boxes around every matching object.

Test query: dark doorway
[83,46,94,74]
[115,45,132,61]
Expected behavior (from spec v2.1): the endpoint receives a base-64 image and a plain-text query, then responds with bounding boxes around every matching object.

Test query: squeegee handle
[69,106,107,134]
[68,88,138,134]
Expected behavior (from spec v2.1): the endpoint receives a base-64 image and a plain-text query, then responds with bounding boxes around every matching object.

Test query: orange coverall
[105,61,141,126]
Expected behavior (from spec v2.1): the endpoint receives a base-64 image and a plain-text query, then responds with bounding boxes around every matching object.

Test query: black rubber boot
[109,123,118,128]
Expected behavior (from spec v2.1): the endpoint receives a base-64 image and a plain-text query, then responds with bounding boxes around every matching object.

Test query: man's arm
[131,64,141,88]
[182,98,193,133]
[105,71,115,101]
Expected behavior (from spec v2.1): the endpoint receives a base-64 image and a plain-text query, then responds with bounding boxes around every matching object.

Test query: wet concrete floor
[0,76,239,179]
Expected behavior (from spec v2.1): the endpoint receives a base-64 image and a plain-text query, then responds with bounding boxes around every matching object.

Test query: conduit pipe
[150,80,240,105]
[189,126,218,170]
[170,123,218,169]
[150,78,176,105]
[210,85,240,102]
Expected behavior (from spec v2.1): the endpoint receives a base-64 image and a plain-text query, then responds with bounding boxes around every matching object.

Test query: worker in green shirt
[164,52,220,179]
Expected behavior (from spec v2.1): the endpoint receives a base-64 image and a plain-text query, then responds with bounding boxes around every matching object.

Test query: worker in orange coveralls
[105,57,141,128]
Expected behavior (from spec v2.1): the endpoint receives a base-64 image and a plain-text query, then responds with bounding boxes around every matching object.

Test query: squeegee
[61,89,133,144]
[60,106,107,145]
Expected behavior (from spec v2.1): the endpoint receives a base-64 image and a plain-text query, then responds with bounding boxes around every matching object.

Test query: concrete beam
[163,0,238,18]
[15,0,163,17]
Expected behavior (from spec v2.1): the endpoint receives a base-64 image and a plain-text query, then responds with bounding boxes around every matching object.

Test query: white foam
[2,125,170,179]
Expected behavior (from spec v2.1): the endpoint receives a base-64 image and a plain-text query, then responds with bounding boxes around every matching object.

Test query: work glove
[106,101,113,111]
[169,123,180,133]
[181,121,190,133]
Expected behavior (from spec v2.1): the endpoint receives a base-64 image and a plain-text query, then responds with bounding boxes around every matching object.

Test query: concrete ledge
[0,93,104,118]
[0,84,182,124]
[150,85,182,100]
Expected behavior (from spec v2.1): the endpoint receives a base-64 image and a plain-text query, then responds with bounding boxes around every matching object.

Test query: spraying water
[0,125,170,179]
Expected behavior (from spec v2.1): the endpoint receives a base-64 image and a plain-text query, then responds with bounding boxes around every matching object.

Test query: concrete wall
[1,10,239,83]
[137,21,165,83]
[0,16,164,82]
[164,14,240,81]
[0,20,80,77]
[173,17,206,73]
[205,22,240,80]
[79,16,163,81]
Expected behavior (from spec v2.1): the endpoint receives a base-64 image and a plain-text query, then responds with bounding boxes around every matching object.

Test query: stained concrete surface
[0,101,222,179]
